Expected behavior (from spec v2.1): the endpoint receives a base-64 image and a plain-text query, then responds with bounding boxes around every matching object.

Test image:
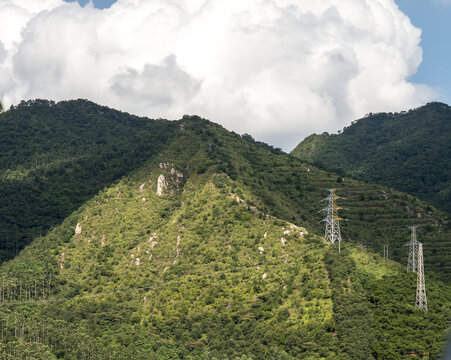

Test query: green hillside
[1,100,449,280]
[0,113,449,358]
[0,99,177,261]
[291,102,451,213]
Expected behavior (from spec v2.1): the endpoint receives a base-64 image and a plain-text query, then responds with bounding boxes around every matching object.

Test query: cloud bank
[0,0,434,149]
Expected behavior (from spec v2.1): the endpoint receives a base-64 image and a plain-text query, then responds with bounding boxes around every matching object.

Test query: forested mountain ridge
[0,99,178,261]
[1,100,449,280]
[0,101,449,358]
[291,102,451,213]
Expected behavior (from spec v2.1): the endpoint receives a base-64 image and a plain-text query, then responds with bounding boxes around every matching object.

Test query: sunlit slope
[0,118,449,359]
[1,101,449,279]
[173,118,449,282]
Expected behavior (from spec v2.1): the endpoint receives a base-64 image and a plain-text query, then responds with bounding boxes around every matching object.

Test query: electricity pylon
[383,245,389,259]
[321,189,343,252]
[406,226,419,272]
[415,242,428,311]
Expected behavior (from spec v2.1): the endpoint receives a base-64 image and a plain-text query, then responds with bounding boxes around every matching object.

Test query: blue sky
[395,0,451,104]
[65,0,116,8]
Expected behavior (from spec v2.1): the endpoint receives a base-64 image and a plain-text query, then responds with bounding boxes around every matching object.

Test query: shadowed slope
[291,102,451,213]
[0,99,177,261]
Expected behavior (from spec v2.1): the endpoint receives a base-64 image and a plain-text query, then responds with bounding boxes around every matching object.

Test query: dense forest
[0,101,449,358]
[291,102,451,213]
[0,99,178,261]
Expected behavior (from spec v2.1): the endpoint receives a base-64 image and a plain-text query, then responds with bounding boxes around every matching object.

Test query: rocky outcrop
[156,174,168,196]
[286,223,308,237]
[149,233,158,248]
[156,163,185,196]
[75,223,82,235]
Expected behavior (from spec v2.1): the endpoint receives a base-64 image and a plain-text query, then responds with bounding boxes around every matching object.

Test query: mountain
[291,102,451,213]
[0,99,178,261]
[0,100,450,358]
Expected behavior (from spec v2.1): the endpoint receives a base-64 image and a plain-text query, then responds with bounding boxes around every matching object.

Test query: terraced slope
[192,119,450,282]
[291,102,451,213]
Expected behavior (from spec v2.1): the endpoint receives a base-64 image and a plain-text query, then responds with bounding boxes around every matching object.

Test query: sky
[395,0,451,105]
[0,0,449,150]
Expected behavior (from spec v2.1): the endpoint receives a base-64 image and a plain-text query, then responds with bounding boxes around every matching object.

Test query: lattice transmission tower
[321,189,343,252]
[383,245,389,259]
[406,226,419,272]
[415,242,428,311]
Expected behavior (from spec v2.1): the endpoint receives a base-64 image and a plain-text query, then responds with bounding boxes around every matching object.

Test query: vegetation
[0,99,177,261]
[0,101,449,358]
[291,102,451,213]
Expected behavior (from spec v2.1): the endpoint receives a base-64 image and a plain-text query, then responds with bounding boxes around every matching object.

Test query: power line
[406,226,419,273]
[415,242,428,311]
[321,189,344,252]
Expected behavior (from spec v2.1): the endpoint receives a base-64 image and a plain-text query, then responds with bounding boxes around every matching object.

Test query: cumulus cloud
[0,0,435,149]
[110,55,201,116]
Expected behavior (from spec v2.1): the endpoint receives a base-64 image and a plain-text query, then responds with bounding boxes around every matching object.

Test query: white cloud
[0,0,435,150]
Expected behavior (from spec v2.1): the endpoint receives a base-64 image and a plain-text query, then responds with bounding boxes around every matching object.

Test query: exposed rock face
[75,223,82,235]
[156,163,185,195]
[149,233,158,248]
[156,174,168,196]
[287,223,308,237]
[170,167,184,185]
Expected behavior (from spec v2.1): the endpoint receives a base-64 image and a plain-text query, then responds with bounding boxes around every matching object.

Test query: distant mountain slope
[0,99,177,261]
[0,117,449,358]
[291,102,451,213]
